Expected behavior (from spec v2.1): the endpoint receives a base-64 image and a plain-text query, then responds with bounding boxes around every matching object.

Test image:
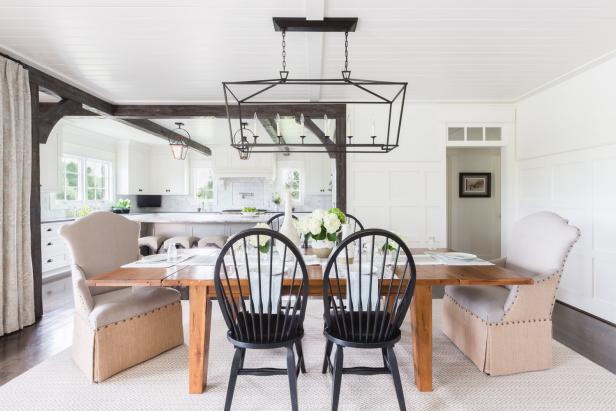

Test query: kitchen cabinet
[149,150,189,195]
[41,221,72,278]
[306,155,333,195]
[39,125,63,192]
[116,141,151,194]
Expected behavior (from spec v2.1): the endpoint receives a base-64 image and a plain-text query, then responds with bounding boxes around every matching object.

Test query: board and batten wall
[346,103,514,249]
[515,56,616,324]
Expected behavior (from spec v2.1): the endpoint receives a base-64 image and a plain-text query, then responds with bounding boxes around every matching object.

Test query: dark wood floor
[0,297,613,386]
[0,303,73,385]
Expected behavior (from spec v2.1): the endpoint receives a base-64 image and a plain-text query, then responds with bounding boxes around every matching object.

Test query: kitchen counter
[125,212,276,224]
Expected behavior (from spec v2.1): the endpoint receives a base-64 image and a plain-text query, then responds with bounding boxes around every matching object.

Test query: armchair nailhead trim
[96,300,180,331]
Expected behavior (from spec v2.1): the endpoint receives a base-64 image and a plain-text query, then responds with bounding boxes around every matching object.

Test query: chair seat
[325,310,399,344]
[197,235,228,249]
[163,236,198,250]
[138,235,166,253]
[230,311,303,345]
[444,285,509,323]
[89,287,181,329]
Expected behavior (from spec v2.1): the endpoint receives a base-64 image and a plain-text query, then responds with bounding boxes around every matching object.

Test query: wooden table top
[86,249,533,288]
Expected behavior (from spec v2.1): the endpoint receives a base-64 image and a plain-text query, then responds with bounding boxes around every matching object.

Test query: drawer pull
[138,189,143,192]
[47,242,53,246]
[46,228,52,232]
[46,259,53,263]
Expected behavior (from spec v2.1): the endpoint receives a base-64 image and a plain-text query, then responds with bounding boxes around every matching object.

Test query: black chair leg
[331,345,344,411]
[295,340,306,374]
[224,348,243,411]
[381,347,389,368]
[387,346,406,411]
[322,339,333,374]
[239,348,246,369]
[286,345,299,411]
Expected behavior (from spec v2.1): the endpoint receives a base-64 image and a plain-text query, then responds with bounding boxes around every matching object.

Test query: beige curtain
[0,55,34,336]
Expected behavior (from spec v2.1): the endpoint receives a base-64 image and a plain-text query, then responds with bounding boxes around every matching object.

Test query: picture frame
[459,172,491,198]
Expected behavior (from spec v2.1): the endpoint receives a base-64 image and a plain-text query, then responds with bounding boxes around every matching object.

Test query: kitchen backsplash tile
[41,177,332,220]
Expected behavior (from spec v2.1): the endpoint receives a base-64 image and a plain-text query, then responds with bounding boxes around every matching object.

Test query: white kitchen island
[125,212,277,238]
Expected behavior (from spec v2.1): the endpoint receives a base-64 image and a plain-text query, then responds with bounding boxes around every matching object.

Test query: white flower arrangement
[249,222,272,253]
[296,208,346,243]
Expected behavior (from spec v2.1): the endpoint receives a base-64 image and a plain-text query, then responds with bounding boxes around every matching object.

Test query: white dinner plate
[140,254,167,262]
[442,252,477,260]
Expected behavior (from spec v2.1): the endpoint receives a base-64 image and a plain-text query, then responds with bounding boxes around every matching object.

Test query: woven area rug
[1,300,615,410]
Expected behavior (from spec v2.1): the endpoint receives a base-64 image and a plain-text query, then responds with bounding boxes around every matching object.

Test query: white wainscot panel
[426,206,444,247]
[558,252,593,299]
[389,170,422,205]
[593,157,616,204]
[354,206,390,230]
[593,209,616,253]
[424,170,443,205]
[354,170,388,205]
[551,207,590,252]
[552,161,590,206]
[390,206,424,245]
[594,256,616,307]
[518,166,550,201]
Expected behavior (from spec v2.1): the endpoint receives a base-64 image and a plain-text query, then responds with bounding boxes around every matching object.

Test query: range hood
[212,146,276,180]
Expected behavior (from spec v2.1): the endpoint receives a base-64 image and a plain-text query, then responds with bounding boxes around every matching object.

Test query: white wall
[347,103,514,248]
[514,56,616,323]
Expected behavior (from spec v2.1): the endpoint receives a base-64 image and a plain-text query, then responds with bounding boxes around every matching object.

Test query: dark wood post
[335,108,347,212]
[29,78,43,319]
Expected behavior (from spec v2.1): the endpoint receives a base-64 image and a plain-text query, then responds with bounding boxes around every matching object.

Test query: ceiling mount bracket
[273,17,358,32]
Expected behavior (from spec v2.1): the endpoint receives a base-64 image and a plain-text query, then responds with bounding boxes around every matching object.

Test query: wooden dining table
[86,249,533,394]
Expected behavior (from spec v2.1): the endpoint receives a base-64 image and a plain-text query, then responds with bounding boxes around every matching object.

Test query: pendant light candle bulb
[347,114,352,137]
[300,113,305,136]
[324,114,329,136]
[371,120,375,137]
[253,113,258,136]
[276,113,281,136]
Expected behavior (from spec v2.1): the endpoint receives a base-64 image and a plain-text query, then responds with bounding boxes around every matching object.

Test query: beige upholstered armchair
[442,211,580,375]
[60,212,184,382]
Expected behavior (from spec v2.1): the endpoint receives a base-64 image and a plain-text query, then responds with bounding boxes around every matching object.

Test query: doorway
[446,147,501,260]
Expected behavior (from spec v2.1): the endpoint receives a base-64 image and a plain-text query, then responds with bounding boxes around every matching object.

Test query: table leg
[410,284,432,392]
[188,285,212,394]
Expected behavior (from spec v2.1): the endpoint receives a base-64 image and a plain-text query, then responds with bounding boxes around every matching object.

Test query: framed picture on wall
[459,172,491,197]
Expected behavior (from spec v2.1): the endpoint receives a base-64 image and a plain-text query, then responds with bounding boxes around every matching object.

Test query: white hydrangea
[249,223,271,247]
[294,216,310,235]
[323,213,342,234]
[308,216,323,236]
[311,208,328,221]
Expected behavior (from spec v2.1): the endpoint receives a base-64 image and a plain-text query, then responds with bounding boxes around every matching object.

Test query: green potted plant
[112,198,131,214]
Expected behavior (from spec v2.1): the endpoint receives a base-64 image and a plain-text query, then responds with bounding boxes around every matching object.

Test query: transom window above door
[447,126,502,144]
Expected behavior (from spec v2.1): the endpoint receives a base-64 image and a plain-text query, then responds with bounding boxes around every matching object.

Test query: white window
[193,168,216,204]
[54,155,113,207]
[447,126,502,143]
[282,167,303,202]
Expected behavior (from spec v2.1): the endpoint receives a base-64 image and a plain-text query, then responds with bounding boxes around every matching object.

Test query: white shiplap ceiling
[1,0,616,103]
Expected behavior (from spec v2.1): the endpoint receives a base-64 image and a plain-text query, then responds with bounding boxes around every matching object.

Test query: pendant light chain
[344,31,349,72]
[281,29,287,72]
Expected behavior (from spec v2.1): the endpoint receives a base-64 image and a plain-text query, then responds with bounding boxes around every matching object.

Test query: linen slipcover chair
[442,211,580,375]
[60,212,183,382]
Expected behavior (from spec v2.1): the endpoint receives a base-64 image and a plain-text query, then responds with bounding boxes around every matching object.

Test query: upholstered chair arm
[71,264,94,319]
[502,272,560,323]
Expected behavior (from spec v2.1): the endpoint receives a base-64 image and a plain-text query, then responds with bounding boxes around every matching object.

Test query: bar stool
[138,235,166,256]
[162,236,199,251]
[197,235,228,249]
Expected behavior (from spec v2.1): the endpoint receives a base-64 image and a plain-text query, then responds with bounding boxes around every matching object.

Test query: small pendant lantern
[169,122,191,160]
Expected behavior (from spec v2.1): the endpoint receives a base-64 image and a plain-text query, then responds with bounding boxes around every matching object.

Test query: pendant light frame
[222,17,407,155]
[169,122,191,160]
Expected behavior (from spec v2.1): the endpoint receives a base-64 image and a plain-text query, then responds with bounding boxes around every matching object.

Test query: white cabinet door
[306,155,332,194]
[149,151,189,195]
[40,126,62,192]
[116,142,150,195]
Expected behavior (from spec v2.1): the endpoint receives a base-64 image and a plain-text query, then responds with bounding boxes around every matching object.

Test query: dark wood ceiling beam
[112,104,346,119]
[302,116,336,159]
[117,119,212,156]
[38,99,82,144]
[259,118,290,156]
